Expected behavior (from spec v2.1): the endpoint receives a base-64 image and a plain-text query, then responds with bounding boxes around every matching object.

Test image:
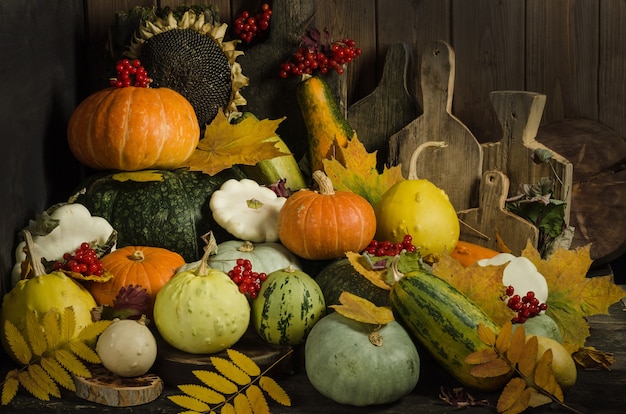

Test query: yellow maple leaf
[521,242,626,353]
[323,137,404,206]
[432,254,514,326]
[184,110,288,176]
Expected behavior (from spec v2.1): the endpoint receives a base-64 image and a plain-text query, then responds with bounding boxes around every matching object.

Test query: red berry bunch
[53,242,105,277]
[363,235,417,257]
[233,3,272,43]
[109,59,151,88]
[503,285,548,323]
[279,29,362,78]
[227,258,268,299]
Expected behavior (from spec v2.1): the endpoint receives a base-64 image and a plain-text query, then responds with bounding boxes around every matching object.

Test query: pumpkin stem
[312,170,335,195]
[238,241,255,253]
[198,232,218,276]
[128,250,145,262]
[23,230,46,278]
[368,327,383,347]
[407,141,448,180]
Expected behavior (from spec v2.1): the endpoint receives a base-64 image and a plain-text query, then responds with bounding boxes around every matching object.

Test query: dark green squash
[73,168,245,262]
[315,258,390,310]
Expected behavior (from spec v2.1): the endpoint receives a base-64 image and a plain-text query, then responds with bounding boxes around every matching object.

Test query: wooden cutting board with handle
[388,40,482,211]
[457,170,539,255]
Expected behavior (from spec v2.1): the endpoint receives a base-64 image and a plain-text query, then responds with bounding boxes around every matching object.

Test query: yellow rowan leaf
[2,370,19,405]
[68,340,101,364]
[227,348,261,376]
[220,403,236,414]
[233,393,252,414]
[259,376,291,406]
[42,309,60,350]
[506,325,527,365]
[177,384,225,405]
[40,356,75,391]
[168,395,211,412]
[528,391,553,408]
[495,321,513,354]
[75,319,112,342]
[329,291,394,325]
[572,346,615,370]
[497,377,531,414]
[54,348,90,378]
[28,364,60,398]
[477,323,497,346]
[4,320,32,364]
[517,336,538,377]
[246,384,269,414]
[192,370,238,394]
[533,348,554,390]
[210,357,251,385]
[470,358,511,378]
[323,136,404,206]
[59,307,75,341]
[185,110,287,176]
[465,348,499,365]
[18,370,50,401]
[112,170,164,183]
[25,311,47,357]
[433,255,514,326]
[522,242,626,353]
[345,251,391,290]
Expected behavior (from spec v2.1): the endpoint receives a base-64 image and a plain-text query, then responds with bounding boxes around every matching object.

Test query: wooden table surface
[2,295,625,414]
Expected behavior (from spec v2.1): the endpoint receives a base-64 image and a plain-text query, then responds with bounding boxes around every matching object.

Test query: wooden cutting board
[347,42,420,171]
[483,91,573,225]
[457,170,539,255]
[388,40,483,211]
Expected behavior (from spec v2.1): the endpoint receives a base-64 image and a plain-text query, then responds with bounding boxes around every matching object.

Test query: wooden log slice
[536,119,626,264]
[73,365,163,407]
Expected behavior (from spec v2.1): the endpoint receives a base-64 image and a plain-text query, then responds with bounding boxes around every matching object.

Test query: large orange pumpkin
[87,246,185,310]
[67,86,200,171]
[278,171,376,260]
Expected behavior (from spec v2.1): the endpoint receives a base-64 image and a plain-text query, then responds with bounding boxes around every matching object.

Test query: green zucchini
[390,270,510,392]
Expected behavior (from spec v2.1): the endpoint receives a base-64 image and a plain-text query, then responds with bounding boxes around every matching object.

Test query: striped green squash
[74,167,245,262]
[390,270,511,392]
[251,266,325,345]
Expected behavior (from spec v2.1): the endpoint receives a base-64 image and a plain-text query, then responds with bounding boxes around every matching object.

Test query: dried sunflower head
[125,10,248,128]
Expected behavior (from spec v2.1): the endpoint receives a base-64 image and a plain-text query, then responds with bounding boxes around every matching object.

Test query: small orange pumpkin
[87,246,184,309]
[450,240,499,267]
[67,86,200,171]
[278,171,377,260]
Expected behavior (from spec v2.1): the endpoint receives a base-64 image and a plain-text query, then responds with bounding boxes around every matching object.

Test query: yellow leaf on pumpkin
[185,110,287,176]
[329,291,394,326]
[345,251,391,290]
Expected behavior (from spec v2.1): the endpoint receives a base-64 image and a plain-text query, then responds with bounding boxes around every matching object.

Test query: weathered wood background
[1,0,625,297]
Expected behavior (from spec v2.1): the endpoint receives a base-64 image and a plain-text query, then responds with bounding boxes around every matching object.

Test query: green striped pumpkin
[74,168,244,262]
[390,270,511,392]
[251,266,325,345]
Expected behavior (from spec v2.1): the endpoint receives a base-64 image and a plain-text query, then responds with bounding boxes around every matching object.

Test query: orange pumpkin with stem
[86,246,184,311]
[450,240,499,267]
[277,170,377,260]
[67,86,200,171]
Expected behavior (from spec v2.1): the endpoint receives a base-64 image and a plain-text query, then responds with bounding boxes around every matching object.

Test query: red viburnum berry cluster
[233,3,272,43]
[279,28,362,78]
[227,258,268,299]
[363,235,417,257]
[110,59,151,88]
[503,285,548,323]
[53,242,105,277]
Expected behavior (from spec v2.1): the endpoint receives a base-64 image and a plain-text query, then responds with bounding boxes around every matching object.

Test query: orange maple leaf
[323,137,404,206]
[432,255,514,326]
[521,242,625,353]
[184,110,288,176]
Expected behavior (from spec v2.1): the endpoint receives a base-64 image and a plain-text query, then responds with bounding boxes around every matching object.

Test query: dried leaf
[477,323,497,346]
[210,357,251,385]
[572,346,615,370]
[227,348,261,376]
[192,370,238,394]
[259,376,291,406]
[4,320,32,364]
[185,110,286,176]
[517,336,538,377]
[506,323,527,365]
[345,251,391,290]
[465,348,499,365]
[233,393,252,414]
[323,137,404,206]
[177,384,225,405]
[246,384,270,414]
[329,291,394,325]
[112,170,164,182]
[1,371,19,405]
[168,395,211,412]
[497,377,528,413]
[439,386,490,408]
